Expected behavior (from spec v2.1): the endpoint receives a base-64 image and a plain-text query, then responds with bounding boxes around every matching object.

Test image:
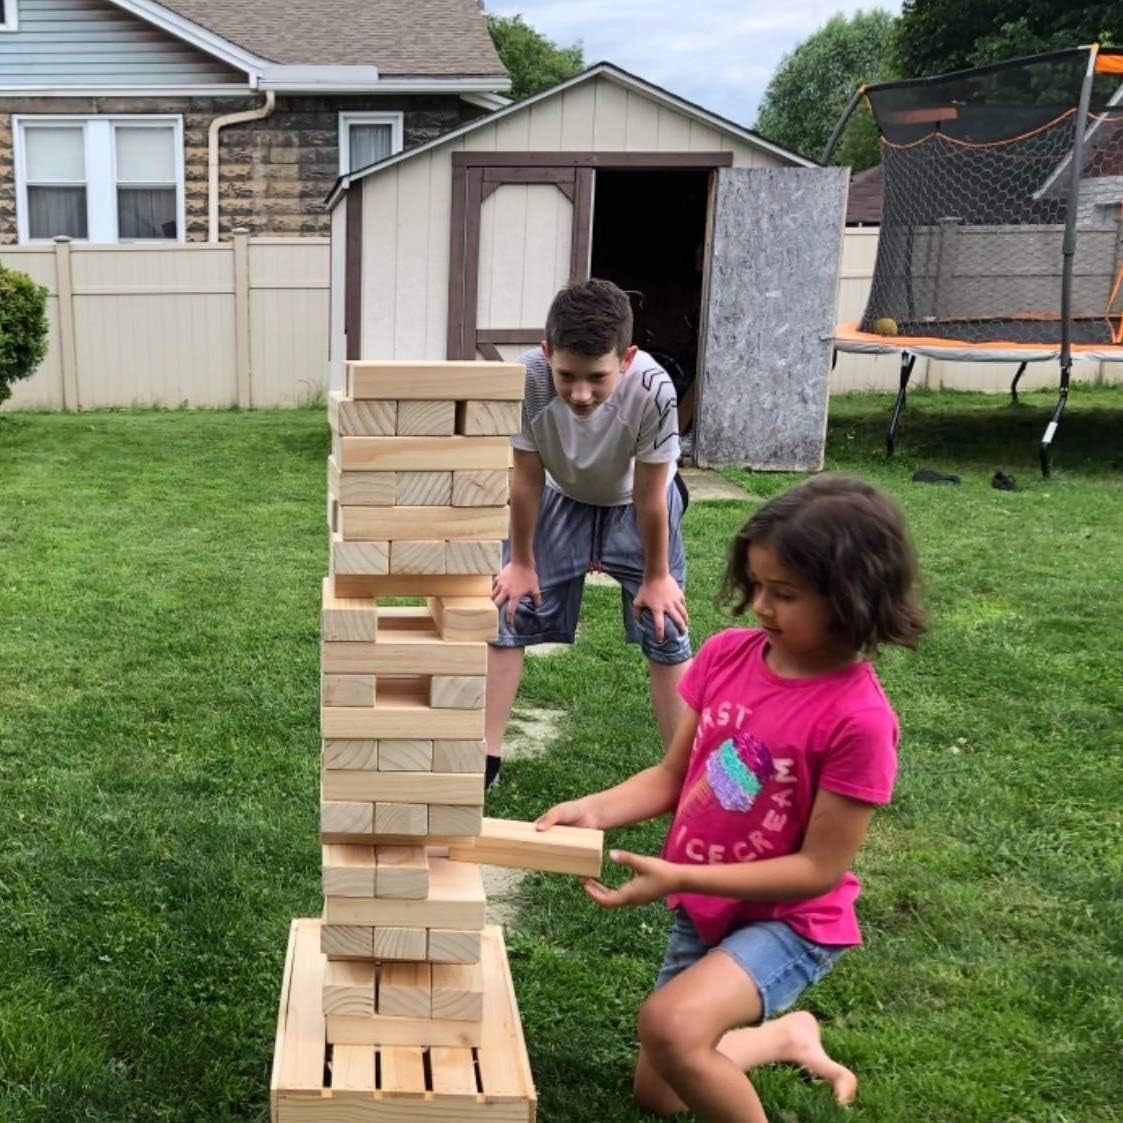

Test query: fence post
[53,236,79,411]
[232,227,252,409]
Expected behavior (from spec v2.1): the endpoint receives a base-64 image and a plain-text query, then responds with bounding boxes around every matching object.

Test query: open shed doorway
[589,168,712,448]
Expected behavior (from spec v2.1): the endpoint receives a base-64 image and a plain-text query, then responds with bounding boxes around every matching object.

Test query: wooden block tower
[271,361,603,1122]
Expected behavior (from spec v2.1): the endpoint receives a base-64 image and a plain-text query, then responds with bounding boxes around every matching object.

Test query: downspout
[207,90,276,241]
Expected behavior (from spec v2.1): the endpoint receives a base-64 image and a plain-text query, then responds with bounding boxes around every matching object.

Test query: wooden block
[448,817,604,877]
[344,505,508,542]
[329,391,396,436]
[379,1045,426,1096]
[347,360,524,401]
[321,673,376,708]
[427,928,482,964]
[452,469,509,507]
[389,539,446,575]
[321,800,374,835]
[372,926,428,961]
[456,399,523,436]
[322,738,379,770]
[323,771,485,805]
[396,399,455,436]
[331,573,492,598]
[378,962,431,1018]
[330,1043,377,1093]
[339,435,510,472]
[322,960,375,1016]
[373,801,428,836]
[378,738,433,771]
[320,923,374,959]
[430,675,487,710]
[325,859,486,930]
[326,1009,481,1049]
[431,961,484,1021]
[320,576,376,642]
[429,1046,480,1095]
[322,610,486,676]
[331,534,389,576]
[375,845,430,899]
[396,471,452,506]
[428,804,484,837]
[322,844,376,898]
[322,699,485,740]
[428,596,498,643]
[328,456,396,506]
[445,539,503,575]
[433,739,487,773]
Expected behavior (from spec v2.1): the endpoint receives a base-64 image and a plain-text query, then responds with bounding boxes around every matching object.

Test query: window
[14,116,184,243]
[338,112,403,175]
[0,1,18,32]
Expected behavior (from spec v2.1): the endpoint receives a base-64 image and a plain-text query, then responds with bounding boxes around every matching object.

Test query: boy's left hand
[583,850,679,908]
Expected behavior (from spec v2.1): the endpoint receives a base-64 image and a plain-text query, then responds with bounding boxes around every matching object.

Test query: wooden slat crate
[271,919,536,1122]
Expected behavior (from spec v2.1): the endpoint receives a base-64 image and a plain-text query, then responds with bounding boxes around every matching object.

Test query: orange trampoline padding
[833,323,1123,360]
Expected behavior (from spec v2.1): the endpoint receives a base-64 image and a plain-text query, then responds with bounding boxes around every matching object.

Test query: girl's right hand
[535,798,600,831]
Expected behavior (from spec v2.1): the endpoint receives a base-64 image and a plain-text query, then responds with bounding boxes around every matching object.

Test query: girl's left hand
[583,850,679,908]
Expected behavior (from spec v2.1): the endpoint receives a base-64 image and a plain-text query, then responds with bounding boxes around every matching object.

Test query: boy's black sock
[485,755,502,790]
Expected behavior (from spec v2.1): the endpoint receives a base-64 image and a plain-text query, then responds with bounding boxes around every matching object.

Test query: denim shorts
[654,909,845,1022]
[492,479,691,665]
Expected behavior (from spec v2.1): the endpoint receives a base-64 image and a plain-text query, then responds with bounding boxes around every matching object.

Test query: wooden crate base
[272,919,536,1122]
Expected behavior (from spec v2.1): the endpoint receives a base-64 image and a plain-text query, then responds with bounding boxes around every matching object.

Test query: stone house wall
[0,93,487,243]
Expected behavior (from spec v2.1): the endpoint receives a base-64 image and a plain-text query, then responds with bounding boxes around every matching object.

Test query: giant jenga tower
[270,360,603,1121]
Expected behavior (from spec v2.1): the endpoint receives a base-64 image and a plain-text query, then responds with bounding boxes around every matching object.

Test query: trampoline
[825,44,1123,474]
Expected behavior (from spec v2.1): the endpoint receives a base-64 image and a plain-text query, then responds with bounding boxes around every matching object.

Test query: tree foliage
[894,1,1122,77]
[0,262,48,406]
[486,14,584,101]
[755,9,897,171]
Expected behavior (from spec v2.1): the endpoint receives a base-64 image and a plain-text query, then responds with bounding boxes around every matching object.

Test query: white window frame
[338,111,403,175]
[0,1,18,32]
[13,114,185,244]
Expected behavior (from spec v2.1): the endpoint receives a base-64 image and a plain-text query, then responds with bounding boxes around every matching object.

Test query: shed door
[695,166,848,469]
[447,164,593,360]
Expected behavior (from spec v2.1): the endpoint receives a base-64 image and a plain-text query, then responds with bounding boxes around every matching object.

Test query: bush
[0,260,49,405]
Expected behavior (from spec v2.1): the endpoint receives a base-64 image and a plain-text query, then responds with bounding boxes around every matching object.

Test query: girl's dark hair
[721,475,925,656]
[545,278,633,357]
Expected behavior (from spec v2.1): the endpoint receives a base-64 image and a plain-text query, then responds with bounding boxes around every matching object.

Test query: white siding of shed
[0,0,245,86]
[357,76,786,359]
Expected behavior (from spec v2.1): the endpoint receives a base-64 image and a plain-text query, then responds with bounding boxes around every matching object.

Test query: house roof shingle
[846,165,883,225]
[158,0,507,77]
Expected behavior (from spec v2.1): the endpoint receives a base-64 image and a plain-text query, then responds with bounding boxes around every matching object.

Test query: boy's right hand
[535,798,600,831]
[492,562,541,627]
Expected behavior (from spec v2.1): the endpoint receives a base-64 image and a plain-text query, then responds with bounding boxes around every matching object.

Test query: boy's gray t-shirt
[511,347,680,506]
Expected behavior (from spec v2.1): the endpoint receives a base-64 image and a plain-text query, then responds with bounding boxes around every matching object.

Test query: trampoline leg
[1010,361,1027,405]
[1039,363,1071,479]
[887,352,916,456]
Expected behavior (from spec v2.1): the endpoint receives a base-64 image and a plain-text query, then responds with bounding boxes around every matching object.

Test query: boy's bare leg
[485,644,526,760]
[648,658,691,749]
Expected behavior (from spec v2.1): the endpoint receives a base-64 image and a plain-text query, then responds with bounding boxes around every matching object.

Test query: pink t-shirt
[663,628,898,947]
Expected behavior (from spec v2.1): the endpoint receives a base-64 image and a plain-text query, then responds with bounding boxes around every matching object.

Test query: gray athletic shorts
[493,480,691,665]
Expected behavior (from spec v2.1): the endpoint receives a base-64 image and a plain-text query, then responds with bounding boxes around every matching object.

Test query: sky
[487,1,901,128]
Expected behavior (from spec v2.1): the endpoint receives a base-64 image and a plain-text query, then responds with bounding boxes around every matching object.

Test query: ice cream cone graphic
[685,732,774,816]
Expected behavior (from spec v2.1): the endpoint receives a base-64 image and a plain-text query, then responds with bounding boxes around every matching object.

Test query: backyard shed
[325,63,849,469]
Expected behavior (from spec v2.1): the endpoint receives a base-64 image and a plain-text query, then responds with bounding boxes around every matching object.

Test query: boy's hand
[584,850,679,908]
[536,798,600,831]
[633,575,688,643]
[492,562,541,627]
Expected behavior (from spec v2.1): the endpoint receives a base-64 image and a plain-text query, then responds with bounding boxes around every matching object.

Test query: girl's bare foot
[777,1011,858,1105]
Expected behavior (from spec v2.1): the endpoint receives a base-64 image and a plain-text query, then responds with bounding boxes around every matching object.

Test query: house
[323,62,848,469]
[0,0,509,244]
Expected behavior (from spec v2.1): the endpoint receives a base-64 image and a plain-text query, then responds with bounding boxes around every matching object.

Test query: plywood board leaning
[320,576,376,641]
[347,360,524,401]
[447,817,604,878]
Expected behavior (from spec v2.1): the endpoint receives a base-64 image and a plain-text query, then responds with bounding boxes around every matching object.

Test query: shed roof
[326,61,815,208]
[155,0,506,76]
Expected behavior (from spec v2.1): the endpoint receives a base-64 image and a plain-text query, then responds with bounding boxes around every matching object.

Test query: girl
[537,475,925,1123]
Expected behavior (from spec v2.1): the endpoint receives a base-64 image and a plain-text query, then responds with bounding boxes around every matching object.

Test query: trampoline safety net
[860,47,1123,348]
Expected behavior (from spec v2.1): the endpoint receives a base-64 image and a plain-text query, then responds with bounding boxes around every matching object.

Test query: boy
[485,278,692,788]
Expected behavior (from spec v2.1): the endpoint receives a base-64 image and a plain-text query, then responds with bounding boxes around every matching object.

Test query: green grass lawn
[1,388,1121,1122]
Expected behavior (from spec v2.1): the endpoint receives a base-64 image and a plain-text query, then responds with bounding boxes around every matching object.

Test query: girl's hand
[583,850,679,908]
[535,798,600,831]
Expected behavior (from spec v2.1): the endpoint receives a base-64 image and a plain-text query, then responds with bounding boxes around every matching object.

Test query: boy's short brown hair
[545,278,633,357]
[721,475,926,656]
